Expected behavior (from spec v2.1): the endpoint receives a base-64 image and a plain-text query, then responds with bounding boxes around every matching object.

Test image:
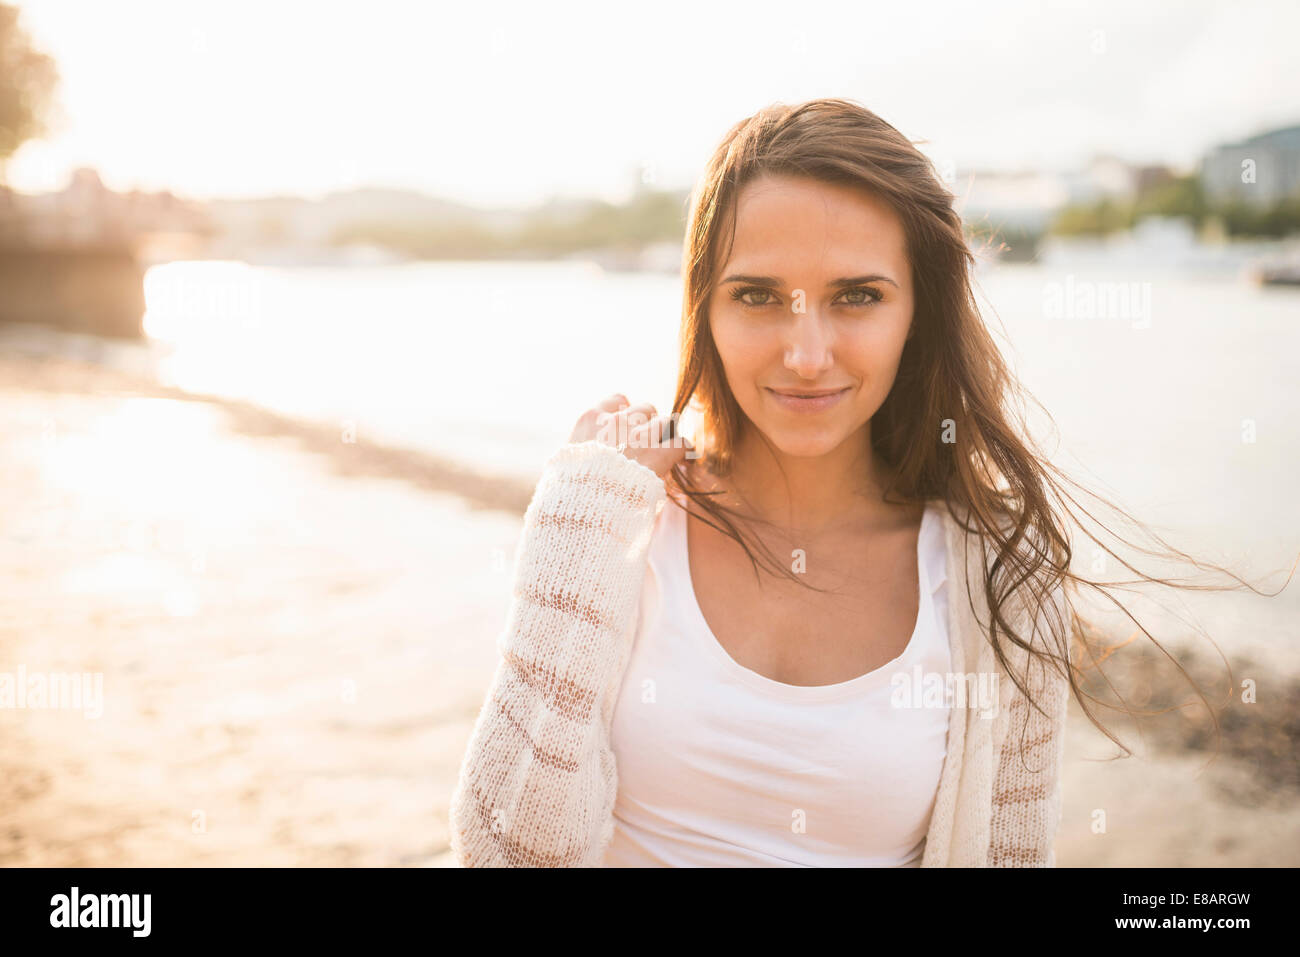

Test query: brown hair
[664,97,1288,759]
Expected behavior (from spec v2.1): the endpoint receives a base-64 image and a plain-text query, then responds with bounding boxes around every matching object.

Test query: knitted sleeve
[987,580,1071,867]
[447,439,667,867]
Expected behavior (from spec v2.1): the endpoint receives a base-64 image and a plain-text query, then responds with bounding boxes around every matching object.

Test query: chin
[757,424,850,459]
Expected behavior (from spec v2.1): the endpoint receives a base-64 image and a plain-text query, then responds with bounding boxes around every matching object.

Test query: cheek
[846,319,907,369]
[710,315,769,385]
[825,311,911,377]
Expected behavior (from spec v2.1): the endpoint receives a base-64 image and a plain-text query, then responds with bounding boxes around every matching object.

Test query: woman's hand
[568,393,692,479]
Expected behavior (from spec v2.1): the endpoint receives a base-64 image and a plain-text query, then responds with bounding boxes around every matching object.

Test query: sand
[0,349,1295,866]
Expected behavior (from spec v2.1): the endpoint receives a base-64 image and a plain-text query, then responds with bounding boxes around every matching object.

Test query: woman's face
[707,173,914,460]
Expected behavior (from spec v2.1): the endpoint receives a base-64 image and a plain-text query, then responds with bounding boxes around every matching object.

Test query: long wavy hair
[663,97,1285,759]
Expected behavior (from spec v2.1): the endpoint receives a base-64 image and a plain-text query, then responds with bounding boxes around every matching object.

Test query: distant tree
[331,187,690,260]
[1050,197,1134,237]
[1132,174,1207,226]
[0,4,59,182]
[1218,195,1300,238]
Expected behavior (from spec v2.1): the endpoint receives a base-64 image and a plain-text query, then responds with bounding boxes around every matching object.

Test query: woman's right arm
[447,433,672,867]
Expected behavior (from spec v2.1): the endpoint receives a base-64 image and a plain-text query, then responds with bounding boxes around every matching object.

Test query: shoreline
[0,342,540,518]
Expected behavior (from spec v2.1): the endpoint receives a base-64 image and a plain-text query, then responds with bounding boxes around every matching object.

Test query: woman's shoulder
[936,499,1074,654]
[932,499,1039,565]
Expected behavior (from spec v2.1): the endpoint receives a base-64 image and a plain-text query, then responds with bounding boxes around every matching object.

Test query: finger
[601,404,657,446]
[575,395,633,444]
[617,402,657,427]
[626,414,688,451]
[627,416,693,476]
[572,400,619,443]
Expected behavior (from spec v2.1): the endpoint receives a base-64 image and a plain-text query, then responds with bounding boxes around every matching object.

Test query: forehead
[720,174,909,277]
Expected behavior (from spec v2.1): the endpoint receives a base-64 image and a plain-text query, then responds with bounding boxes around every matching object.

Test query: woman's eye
[729,286,778,307]
[839,286,883,307]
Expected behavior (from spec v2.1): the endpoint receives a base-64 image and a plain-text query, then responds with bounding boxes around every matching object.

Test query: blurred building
[1134,164,1177,195]
[1060,155,1140,205]
[959,155,1175,233]
[1200,124,1300,207]
[0,167,215,258]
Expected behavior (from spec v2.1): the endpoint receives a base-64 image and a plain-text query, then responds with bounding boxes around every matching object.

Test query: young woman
[448,98,1253,867]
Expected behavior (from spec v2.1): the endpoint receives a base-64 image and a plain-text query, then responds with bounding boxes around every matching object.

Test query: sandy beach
[1,349,1296,866]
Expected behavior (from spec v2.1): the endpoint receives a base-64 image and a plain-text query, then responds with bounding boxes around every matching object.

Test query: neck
[720,423,896,536]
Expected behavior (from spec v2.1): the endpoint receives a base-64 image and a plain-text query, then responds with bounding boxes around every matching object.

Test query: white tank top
[602,496,951,867]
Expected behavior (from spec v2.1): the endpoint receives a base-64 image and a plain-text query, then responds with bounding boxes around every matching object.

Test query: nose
[783,306,835,380]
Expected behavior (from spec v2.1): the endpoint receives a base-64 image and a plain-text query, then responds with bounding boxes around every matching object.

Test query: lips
[765,386,851,413]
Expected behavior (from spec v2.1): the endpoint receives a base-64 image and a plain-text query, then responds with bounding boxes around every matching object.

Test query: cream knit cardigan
[449,440,1071,867]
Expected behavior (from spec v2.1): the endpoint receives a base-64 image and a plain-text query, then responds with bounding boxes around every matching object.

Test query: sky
[6,0,1300,208]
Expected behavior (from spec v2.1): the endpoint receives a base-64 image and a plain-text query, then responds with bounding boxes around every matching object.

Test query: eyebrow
[720,273,899,290]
